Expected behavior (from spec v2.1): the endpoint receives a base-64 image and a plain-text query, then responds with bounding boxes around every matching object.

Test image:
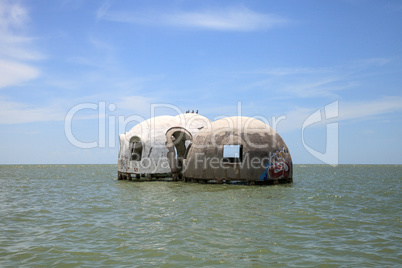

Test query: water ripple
[0,164,401,267]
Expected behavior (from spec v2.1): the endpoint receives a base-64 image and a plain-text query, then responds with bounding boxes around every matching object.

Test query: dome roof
[193,116,277,143]
[174,113,211,133]
[123,113,211,144]
[128,115,177,135]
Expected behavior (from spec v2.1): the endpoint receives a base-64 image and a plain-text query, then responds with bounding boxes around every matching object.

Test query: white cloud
[243,58,394,99]
[98,6,288,31]
[0,34,44,61]
[339,96,402,121]
[0,0,28,29]
[276,96,402,133]
[0,0,42,89]
[243,70,354,99]
[0,94,157,124]
[0,59,39,88]
[96,0,111,20]
[0,97,65,124]
[164,8,286,31]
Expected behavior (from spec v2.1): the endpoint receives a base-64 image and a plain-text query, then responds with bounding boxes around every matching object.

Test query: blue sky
[1,0,401,164]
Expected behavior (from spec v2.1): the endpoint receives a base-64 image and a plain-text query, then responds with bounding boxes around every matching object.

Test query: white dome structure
[118,113,211,180]
[182,116,293,185]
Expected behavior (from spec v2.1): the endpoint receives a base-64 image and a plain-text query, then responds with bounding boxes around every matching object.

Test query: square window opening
[223,144,243,163]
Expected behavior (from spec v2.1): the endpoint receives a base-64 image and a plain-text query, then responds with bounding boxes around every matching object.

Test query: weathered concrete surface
[182,116,292,183]
[118,113,210,178]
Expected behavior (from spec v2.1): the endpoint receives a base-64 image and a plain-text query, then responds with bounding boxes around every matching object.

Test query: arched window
[129,137,142,161]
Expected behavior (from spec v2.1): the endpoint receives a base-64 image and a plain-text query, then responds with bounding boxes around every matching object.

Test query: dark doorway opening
[165,127,192,180]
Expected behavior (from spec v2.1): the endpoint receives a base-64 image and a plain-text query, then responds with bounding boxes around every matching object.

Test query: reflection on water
[0,165,401,267]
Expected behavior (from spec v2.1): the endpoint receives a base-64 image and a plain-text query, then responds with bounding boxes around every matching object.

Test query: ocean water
[0,164,400,267]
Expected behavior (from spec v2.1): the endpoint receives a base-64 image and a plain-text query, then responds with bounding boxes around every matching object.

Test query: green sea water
[0,164,400,267]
